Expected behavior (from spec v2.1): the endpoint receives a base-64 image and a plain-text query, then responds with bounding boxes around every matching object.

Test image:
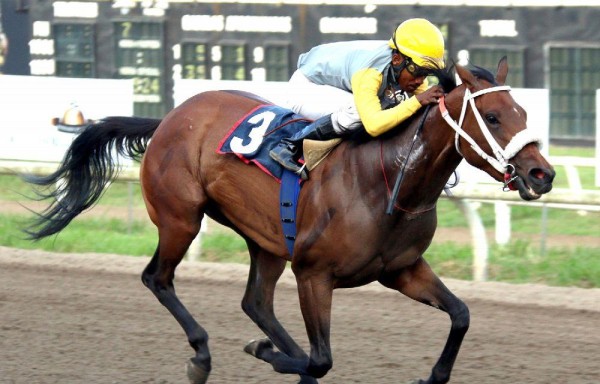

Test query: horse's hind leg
[379,257,470,384]
[142,226,210,384]
[241,242,317,383]
[141,182,209,383]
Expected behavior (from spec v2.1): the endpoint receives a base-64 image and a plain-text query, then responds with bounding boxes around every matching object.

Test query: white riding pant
[282,70,363,135]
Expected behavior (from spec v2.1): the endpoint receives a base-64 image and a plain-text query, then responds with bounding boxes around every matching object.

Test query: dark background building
[1,0,599,143]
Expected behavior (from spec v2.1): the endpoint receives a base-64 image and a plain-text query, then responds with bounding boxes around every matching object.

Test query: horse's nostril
[533,169,546,180]
[530,168,555,183]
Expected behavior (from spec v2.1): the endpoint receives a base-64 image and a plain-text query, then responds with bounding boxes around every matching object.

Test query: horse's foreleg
[295,272,334,379]
[142,224,210,384]
[379,257,470,384]
[242,244,317,383]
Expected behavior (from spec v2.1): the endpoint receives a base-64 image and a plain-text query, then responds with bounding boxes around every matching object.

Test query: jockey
[271,18,446,179]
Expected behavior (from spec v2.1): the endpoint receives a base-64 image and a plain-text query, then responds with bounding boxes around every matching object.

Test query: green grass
[2,212,250,260]
[200,233,250,264]
[1,212,251,264]
[489,242,600,288]
[549,144,595,157]
[2,214,157,256]
[0,171,146,207]
[426,240,600,288]
[7,209,597,288]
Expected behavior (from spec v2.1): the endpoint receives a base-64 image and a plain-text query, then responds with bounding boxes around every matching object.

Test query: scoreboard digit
[114,20,166,118]
[181,42,209,79]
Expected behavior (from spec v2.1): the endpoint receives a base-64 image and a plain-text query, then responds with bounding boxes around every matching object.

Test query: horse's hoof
[298,375,319,384]
[244,338,274,357]
[186,359,210,384]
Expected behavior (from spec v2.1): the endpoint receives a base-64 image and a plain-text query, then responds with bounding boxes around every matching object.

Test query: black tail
[23,116,161,240]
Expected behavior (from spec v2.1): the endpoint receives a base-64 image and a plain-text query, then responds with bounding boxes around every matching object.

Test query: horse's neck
[379,105,462,211]
[419,108,464,188]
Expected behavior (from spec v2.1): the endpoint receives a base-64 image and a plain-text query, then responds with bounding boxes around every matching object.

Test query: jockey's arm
[351,68,427,137]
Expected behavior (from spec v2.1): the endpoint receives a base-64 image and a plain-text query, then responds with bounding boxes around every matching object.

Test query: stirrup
[278,159,308,180]
[297,164,308,180]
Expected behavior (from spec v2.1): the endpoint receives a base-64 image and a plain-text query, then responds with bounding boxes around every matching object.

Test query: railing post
[494,202,511,245]
[595,89,600,187]
[452,198,488,282]
[127,181,134,234]
[186,232,203,262]
[185,219,208,261]
[540,203,549,257]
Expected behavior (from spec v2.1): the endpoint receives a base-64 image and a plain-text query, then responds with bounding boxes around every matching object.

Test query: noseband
[438,86,543,189]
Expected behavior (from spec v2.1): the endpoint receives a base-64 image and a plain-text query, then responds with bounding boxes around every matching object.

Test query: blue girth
[279,169,302,259]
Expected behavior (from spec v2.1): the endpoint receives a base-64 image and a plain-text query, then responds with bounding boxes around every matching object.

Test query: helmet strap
[391,52,409,81]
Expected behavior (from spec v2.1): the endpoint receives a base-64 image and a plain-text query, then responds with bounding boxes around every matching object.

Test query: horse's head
[439,57,555,200]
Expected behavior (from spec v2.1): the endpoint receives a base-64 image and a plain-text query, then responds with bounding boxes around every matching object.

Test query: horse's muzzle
[513,167,555,201]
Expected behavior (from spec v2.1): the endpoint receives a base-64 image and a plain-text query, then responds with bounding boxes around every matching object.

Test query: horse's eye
[485,114,499,126]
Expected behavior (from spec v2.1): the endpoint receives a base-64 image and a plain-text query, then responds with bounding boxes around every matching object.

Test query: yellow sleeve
[351,68,424,137]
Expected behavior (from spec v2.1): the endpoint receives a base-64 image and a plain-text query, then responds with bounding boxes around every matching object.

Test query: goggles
[403,56,431,78]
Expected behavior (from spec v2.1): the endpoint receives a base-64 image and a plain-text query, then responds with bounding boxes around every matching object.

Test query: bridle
[438,85,543,189]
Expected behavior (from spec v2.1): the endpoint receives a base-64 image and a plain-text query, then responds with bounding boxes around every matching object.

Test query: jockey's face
[392,53,427,93]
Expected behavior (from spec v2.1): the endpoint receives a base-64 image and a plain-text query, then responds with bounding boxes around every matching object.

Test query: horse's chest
[380,214,437,262]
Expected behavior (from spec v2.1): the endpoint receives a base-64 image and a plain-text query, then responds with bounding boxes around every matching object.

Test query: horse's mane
[468,64,498,85]
[429,64,457,94]
[429,62,499,92]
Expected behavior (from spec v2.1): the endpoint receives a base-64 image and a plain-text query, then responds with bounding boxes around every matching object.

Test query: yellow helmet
[388,18,445,69]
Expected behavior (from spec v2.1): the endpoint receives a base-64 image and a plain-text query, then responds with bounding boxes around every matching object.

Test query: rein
[438,85,543,189]
[385,105,431,215]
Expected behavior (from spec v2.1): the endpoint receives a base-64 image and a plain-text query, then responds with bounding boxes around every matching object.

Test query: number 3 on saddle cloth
[217,104,312,258]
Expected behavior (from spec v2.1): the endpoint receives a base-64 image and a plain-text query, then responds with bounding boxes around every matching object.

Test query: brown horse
[25,58,554,384]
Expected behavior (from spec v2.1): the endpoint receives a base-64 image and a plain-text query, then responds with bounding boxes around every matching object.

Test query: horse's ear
[455,64,480,91]
[496,56,508,85]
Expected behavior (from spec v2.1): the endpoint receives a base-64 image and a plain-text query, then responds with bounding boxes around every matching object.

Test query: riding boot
[269,115,337,179]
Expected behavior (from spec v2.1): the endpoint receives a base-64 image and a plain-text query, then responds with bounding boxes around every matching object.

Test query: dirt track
[0,246,598,384]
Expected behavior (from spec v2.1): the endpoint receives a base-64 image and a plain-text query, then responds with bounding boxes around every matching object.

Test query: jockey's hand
[416,85,444,106]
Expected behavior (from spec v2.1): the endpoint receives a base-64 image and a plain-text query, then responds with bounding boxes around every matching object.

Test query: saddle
[303,138,342,171]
